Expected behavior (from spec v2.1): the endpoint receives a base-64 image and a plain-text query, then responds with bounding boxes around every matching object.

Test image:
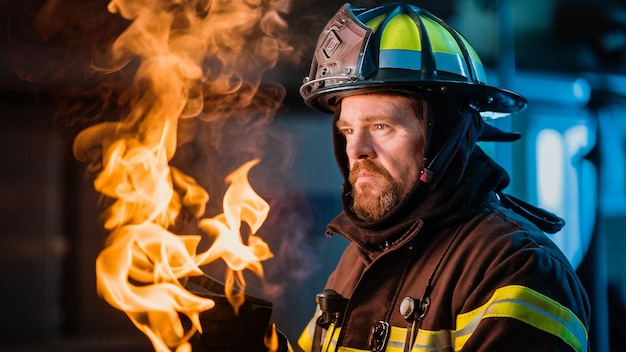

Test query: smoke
[6,0,328,306]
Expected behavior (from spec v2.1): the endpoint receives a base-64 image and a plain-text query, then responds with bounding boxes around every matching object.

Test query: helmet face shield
[300,3,527,118]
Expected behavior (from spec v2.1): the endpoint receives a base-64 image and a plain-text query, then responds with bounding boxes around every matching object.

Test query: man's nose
[346,131,375,160]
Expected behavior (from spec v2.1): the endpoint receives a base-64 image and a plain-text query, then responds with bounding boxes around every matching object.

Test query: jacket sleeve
[452,226,591,352]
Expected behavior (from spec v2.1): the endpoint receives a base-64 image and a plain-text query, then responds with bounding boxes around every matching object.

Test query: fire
[63,0,291,351]
[197,159,272,312]
[86,158,270,352]
[265,323,280,352]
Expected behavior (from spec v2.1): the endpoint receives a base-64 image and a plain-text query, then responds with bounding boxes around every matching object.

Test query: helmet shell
[300,3,527,118]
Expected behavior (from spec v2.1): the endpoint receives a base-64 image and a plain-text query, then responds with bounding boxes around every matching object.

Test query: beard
[348,160,401,221]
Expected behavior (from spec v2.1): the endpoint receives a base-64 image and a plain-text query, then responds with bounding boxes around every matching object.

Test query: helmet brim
[303,79,527,120]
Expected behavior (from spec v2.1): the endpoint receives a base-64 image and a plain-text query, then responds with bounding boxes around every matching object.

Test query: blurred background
[1,0,625,351]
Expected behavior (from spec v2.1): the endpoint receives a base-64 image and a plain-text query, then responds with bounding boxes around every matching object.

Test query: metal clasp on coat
[313,290,349,352]
[368,321,390,352]
[400,296,431,352]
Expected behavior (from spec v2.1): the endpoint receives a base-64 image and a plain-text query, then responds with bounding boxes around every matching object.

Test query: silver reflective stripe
[379,49,421,70]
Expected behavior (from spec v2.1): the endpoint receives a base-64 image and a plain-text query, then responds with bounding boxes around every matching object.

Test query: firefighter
[191,2,590,351]
[295,2,590,352]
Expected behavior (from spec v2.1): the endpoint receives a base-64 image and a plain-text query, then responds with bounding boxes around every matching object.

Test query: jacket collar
[327,148,510,253]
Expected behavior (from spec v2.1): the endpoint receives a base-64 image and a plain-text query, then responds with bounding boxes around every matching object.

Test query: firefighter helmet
[300,2,527,118]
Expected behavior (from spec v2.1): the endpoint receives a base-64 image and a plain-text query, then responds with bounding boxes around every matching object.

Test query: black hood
[329,146,510,250]
[329,96,511,249]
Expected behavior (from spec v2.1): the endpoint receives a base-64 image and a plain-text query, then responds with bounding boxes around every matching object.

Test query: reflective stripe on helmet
[458,35,487,82]
[378,14,421,51]
[379,50,421,70]
[362,5,482,81]
[375,13,423,71]
[300,3,527,115]
[372,11,484,80]
[421,16,457,55]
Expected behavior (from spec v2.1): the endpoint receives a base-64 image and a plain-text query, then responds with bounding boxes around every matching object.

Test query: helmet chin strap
[420,105,480,190]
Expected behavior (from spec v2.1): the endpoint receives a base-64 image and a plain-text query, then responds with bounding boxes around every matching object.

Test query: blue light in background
[484,71,597,269]
[533,121,597,269]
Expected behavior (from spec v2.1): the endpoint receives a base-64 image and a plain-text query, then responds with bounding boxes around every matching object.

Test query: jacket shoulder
[448,203,590,324]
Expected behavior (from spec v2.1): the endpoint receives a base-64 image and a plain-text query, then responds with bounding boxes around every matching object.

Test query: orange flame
[89,159,270,352]
[197,159,272,313]
[265,323,279,352]
[66,0,291,351]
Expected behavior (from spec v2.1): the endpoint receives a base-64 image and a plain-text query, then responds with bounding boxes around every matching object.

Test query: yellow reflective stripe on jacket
[298,323,342,351]
[455,285,588,352]
[387,327,452,352]
[298,306,322,351]
[299,323,453,352]
[298,285,586,352]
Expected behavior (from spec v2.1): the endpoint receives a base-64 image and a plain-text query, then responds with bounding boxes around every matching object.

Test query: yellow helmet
[300,2,527,118]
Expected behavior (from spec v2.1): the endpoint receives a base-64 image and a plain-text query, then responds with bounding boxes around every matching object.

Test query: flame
[197,159,272,313]
[90,159,270,352]
[265,323,279,352]
[64,0,291,351]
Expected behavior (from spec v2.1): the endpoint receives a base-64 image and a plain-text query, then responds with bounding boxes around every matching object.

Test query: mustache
[348,160,392,185]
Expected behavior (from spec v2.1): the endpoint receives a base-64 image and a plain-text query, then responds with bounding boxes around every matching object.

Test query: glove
[184,274,285,352]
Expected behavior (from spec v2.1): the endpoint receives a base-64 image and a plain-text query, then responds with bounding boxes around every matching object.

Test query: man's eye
[339,128,353,135]
[375,123,386,130]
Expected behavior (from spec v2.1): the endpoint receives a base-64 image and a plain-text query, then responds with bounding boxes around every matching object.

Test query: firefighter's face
[337,93,426,221]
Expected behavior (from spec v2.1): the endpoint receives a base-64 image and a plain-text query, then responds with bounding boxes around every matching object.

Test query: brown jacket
[298,149,590,352]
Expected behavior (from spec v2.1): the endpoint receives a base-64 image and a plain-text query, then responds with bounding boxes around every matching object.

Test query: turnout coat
[298,148,590,352]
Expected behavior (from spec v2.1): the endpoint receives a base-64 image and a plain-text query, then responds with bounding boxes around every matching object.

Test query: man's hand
[184,274,274,352]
